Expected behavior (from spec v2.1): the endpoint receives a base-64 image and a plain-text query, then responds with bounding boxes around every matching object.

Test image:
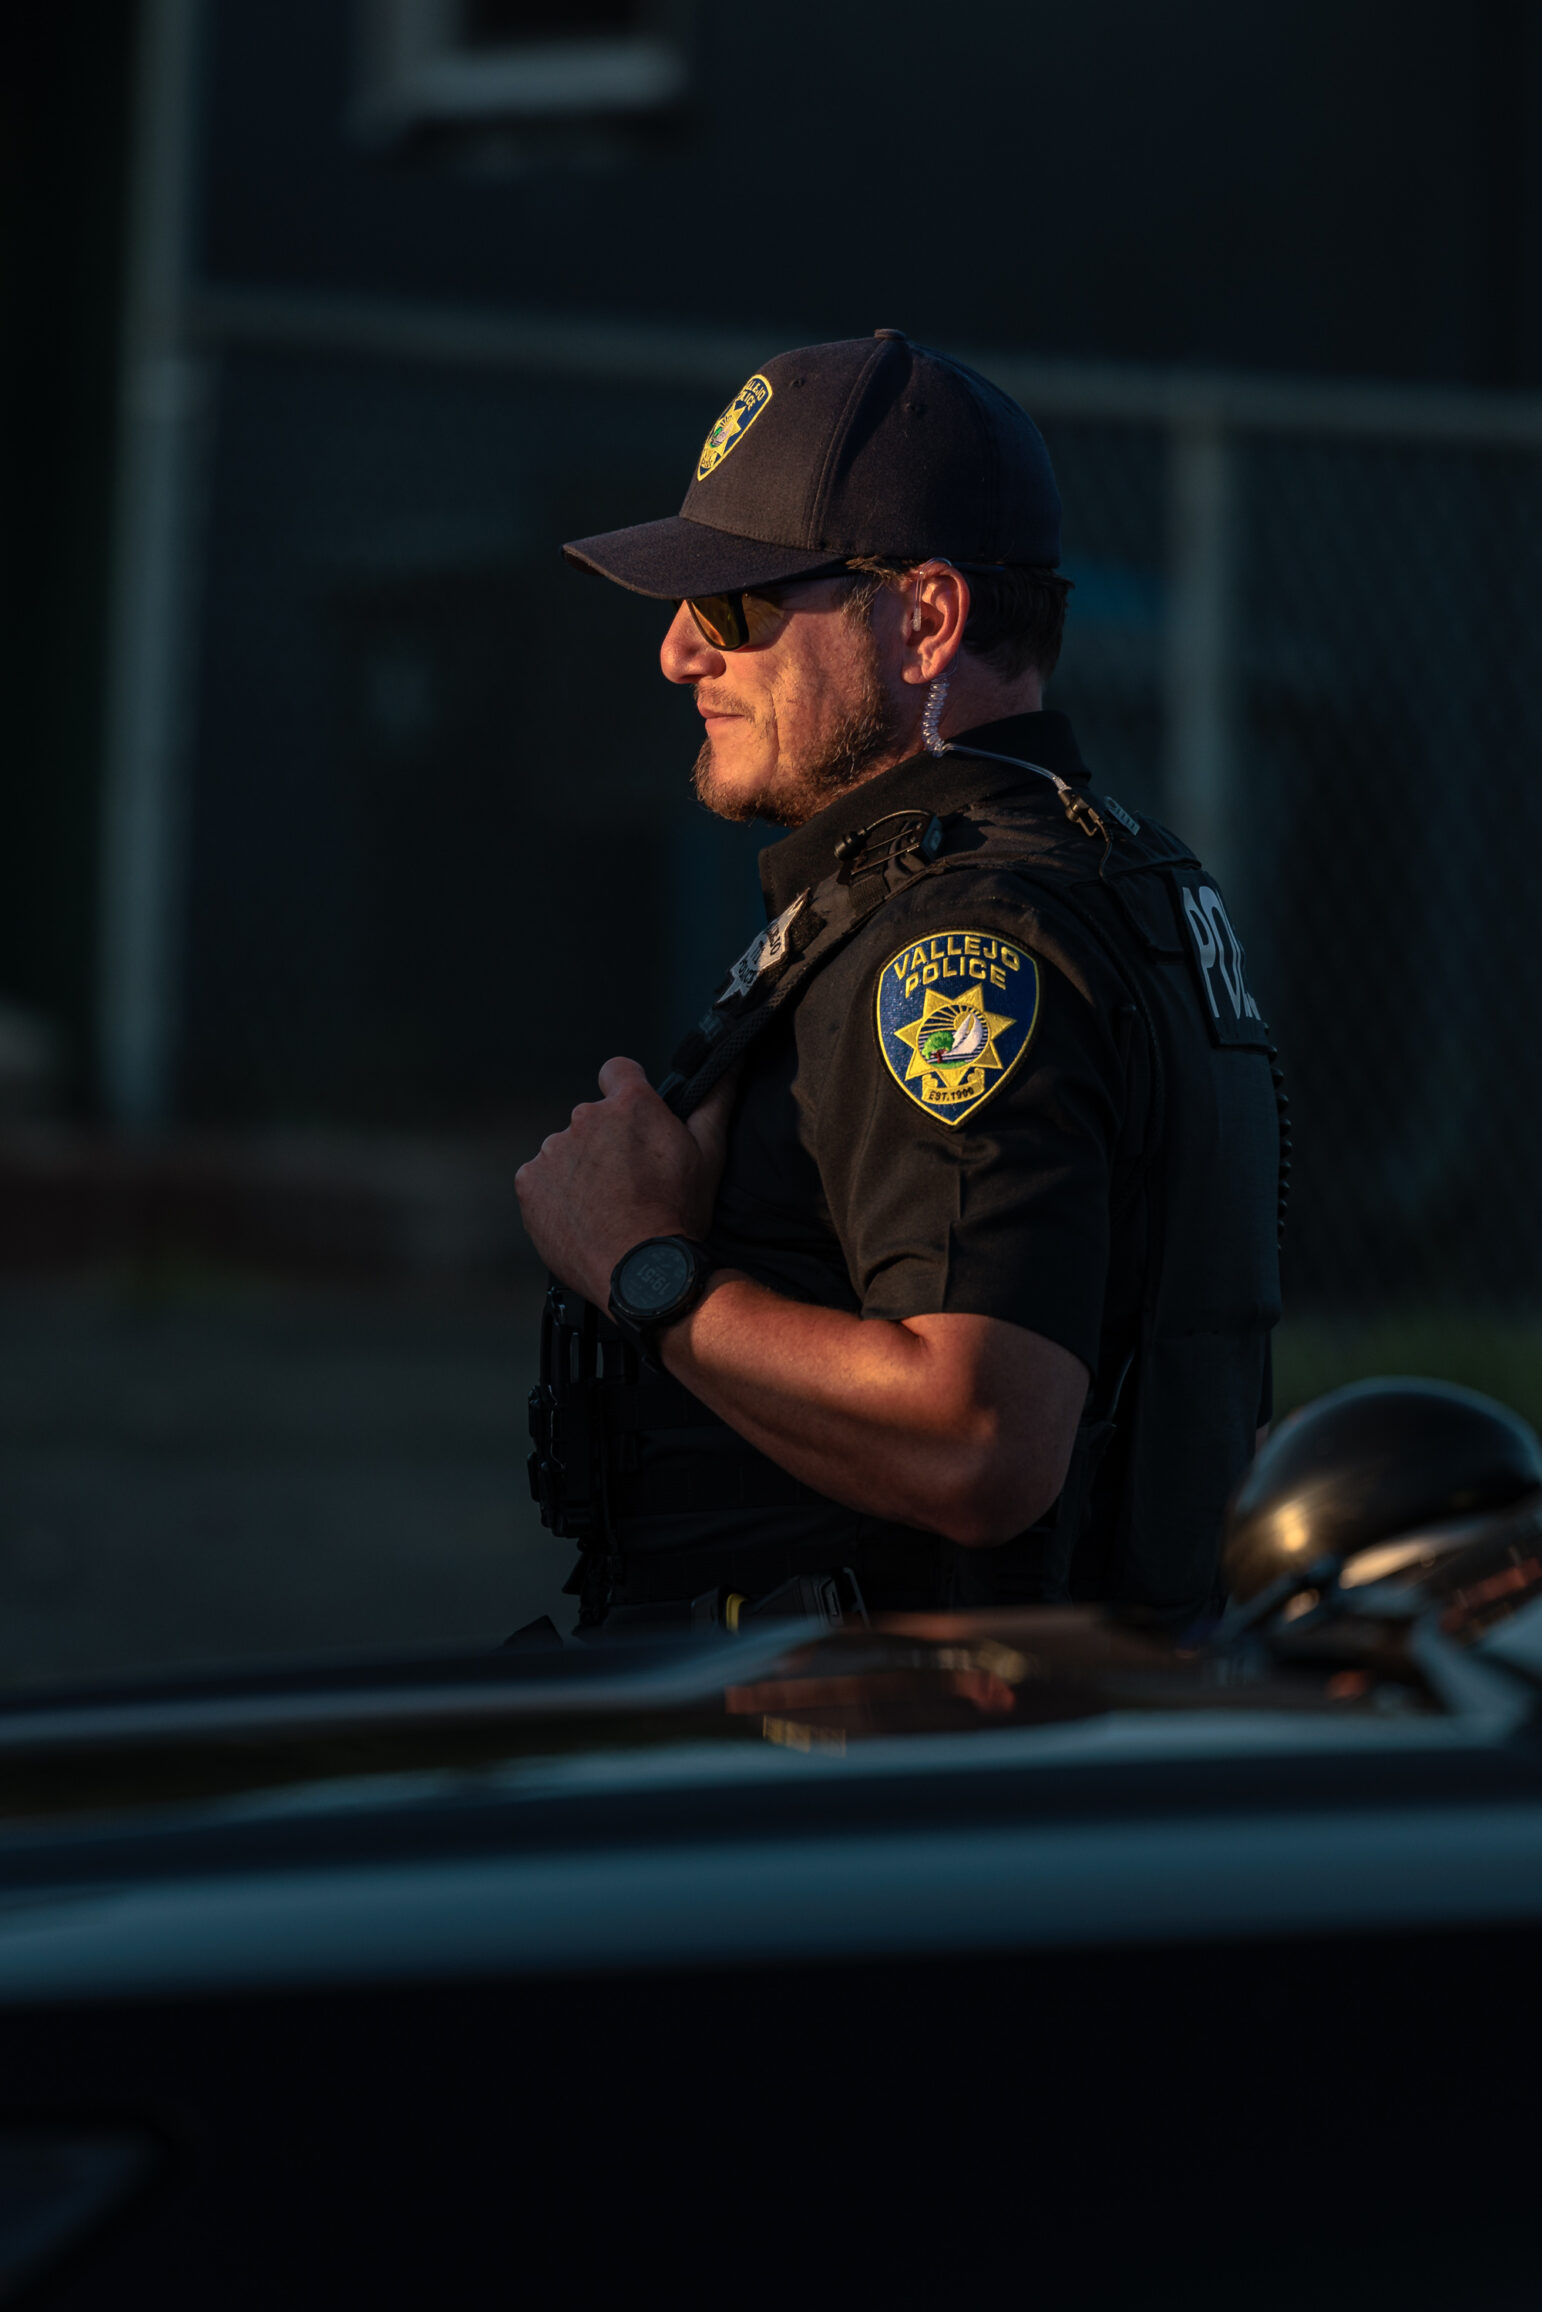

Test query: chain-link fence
[122,302,1542,1414]
[1029,400,1542,1407]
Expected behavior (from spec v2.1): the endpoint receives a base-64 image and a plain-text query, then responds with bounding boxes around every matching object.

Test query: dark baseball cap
[562,329,1061,598]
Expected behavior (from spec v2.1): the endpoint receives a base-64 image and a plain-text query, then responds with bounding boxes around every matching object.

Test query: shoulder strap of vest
[656,810,951,1118]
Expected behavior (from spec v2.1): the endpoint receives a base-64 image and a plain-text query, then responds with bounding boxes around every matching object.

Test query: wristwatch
[607,1235,716,1363]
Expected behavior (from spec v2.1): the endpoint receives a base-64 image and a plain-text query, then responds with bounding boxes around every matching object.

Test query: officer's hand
[514,1057,738,1305]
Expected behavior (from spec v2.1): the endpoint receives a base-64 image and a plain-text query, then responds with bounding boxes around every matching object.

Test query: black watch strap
[607,1235,715,1364]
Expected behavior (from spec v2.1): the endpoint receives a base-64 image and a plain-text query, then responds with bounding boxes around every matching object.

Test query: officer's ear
[899,562,971,686]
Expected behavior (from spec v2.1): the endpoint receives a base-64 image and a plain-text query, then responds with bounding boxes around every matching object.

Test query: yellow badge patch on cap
[697,373,773,480]
[875,931,1041,1126]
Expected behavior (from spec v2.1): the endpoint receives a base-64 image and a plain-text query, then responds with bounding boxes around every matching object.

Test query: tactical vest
[528,751,1286,1626]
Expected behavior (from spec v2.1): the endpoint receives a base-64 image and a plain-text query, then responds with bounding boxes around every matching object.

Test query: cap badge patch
[876,932,1040,1126]
[697,374,773,480]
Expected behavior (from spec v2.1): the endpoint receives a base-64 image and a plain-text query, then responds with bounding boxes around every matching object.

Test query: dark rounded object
[1223,1378,1542,1602]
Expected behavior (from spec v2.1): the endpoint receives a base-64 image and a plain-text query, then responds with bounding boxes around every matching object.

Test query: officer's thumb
[684,1068,740,1172]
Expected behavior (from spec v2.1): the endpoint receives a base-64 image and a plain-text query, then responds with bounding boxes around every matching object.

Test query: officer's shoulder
[797,867,1108,1070]
[959,789,1197,879]
[842,849,1111,995]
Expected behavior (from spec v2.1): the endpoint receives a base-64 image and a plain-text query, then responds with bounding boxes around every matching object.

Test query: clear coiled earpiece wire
[909,560,955,755]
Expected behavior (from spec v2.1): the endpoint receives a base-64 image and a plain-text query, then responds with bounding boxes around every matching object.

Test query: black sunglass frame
[678,562,851,651]
[678,560,1010,651]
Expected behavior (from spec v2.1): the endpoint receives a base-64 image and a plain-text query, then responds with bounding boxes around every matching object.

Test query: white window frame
[352,0,690,145]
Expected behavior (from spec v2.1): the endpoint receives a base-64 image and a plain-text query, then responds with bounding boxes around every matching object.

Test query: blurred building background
[3,0,1542,1678]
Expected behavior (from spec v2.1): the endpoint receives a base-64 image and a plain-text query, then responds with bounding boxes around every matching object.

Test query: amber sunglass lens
[687,593,749,650]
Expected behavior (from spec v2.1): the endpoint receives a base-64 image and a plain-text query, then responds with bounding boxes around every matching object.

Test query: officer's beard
[691,640,907,830]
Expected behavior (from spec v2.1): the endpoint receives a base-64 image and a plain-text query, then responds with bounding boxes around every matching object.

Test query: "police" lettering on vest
[1177,877,1265,1044]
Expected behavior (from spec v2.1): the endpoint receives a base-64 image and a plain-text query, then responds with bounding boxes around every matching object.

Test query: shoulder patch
[697,374,773,479]
[875,931,1041,1127]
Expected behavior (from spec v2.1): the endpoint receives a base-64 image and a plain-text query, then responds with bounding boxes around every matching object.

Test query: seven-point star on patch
[893,984,1016,1093]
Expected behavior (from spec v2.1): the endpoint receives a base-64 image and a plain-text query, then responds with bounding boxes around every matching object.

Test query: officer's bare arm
[515,1059,1089,1547]
[664,1284,1088,1547]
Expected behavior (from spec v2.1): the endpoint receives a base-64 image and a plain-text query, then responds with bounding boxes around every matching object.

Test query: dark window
[462,0,643,43]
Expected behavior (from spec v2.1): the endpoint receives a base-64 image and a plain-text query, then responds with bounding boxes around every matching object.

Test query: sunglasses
[679,558,1009,651]
[683,590,761,651]
[680,565,848,651]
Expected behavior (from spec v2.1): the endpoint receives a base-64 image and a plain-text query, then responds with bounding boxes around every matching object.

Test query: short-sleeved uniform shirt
[613,710,1190,1610]
[712,712,1140,1367]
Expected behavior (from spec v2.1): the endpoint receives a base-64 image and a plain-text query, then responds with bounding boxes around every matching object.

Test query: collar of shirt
[757,709,1091,916]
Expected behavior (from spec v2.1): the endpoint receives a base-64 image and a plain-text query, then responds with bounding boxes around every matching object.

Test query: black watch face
[618,1239,695,1317]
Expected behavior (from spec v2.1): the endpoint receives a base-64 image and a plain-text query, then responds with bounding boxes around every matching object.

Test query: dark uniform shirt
[714,710,1138,1372]
[602,708,1278,1618]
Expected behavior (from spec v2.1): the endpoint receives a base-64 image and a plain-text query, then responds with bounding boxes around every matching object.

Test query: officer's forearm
[662,1275,1086,1548]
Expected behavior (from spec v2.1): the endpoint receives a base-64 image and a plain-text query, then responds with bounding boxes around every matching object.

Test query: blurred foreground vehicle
[3,1381,1542,2308]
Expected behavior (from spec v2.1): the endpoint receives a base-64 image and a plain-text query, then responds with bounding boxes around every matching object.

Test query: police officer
[517,330,1283,1629]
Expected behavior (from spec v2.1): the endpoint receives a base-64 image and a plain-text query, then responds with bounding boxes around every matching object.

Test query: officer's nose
[661,602,725,685]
